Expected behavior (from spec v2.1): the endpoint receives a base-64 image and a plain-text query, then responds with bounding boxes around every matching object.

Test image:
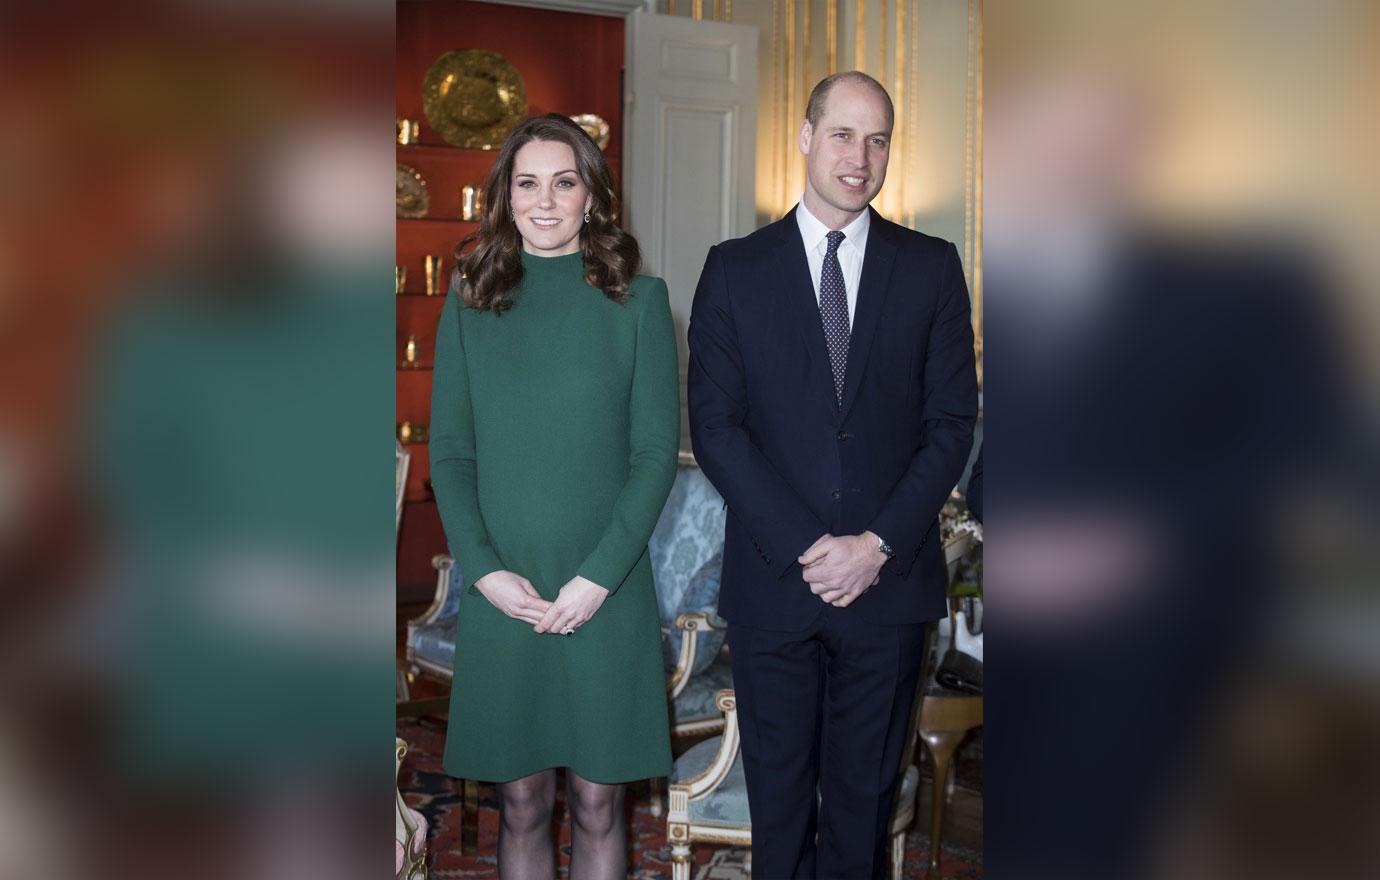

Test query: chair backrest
[648,464,726,623]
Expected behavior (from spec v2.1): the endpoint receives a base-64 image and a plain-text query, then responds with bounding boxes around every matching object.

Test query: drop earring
[583,209,591,223]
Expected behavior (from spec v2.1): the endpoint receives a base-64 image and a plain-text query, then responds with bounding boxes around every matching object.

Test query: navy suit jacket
[687,206,978,630]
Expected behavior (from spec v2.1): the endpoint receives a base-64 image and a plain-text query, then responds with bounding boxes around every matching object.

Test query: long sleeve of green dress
[575,278,680,594]
[428,290,505,589]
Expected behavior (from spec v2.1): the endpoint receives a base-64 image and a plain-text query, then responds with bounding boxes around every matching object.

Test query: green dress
[429,249,679,783]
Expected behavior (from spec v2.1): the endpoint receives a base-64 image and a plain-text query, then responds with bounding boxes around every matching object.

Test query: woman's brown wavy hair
[452,114,640,314]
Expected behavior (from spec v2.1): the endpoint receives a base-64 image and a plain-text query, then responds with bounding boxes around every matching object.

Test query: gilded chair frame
[404,554,459,684]
[666,610,731,737]
[666,689,751,880]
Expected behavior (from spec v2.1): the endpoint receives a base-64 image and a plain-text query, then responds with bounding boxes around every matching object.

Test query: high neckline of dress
[520,248,584,282]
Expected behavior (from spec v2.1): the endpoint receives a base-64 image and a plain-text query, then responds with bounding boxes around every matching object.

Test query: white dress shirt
[795,201,870,324]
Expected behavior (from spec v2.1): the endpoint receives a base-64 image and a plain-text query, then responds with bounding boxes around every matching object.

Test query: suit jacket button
[831,489,841,500]
[837,431,850,442]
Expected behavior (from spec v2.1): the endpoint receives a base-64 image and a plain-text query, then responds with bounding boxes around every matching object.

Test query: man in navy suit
[688,71,978,878]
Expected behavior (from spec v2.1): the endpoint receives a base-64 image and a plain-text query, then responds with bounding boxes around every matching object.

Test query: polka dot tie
[819,230,850,403]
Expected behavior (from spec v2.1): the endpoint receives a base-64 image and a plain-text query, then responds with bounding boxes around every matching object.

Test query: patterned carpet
[397,717,982,878]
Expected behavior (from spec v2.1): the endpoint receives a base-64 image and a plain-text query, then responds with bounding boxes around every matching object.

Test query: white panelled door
[623,11,757,449]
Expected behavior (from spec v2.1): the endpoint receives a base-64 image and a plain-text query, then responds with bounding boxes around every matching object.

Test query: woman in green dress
[429,113,679,878]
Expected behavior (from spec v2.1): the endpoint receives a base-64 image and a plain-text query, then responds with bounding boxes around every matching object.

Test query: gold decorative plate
[396,163,429,219]
[422,49,527,150]
[570,113,611,150]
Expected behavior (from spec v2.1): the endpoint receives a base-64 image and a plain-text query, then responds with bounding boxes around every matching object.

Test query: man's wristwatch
[875,534,895,558]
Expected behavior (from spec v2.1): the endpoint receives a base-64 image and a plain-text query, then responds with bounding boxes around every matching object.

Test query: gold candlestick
[396,118,419,145]
[460,185,483,221]
[404,335,419,366]
[395,265,407,295]
[423,255,443,296]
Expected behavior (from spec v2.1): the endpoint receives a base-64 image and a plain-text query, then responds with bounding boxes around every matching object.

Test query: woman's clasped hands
[534,575,609,635]
[473,571,609,635]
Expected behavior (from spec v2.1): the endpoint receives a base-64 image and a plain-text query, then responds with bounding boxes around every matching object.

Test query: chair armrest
[681,689,741,800]
[411,554,456,629]
[667,611,724,700]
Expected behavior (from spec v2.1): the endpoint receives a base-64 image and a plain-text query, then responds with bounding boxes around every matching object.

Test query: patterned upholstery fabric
[411,618,457,672]
[411,560,463,675]
[691,756,749,828]
[649,465,727,668]
[671,650,735,725]
[671,737,751,828]
[437,558,463,621]
[665,551,728,676]
[650,465,727,614]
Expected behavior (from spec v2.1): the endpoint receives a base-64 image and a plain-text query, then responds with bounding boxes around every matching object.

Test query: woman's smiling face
[509,139,592,257]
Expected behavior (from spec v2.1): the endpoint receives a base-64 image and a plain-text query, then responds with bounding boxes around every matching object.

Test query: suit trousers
[728,604,926,879]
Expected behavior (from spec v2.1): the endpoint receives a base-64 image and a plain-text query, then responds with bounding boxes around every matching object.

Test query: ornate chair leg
[922,729,964,878]
[670,839,691,880]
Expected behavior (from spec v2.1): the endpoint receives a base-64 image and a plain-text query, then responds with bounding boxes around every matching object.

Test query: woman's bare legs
[566,770,627,880]
[497,769,557,880]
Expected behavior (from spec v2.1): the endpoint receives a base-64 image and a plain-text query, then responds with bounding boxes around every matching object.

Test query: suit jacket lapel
[773,207,840,421]
[838,208,897,420]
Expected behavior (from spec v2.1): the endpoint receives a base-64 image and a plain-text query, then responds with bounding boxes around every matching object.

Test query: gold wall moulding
[423,49,527,150]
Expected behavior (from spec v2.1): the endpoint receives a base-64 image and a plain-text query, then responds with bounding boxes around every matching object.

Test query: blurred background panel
[983,1,1379,878]
[0,3,395,880]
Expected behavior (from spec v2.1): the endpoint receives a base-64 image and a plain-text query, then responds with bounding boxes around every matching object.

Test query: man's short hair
[805,71,895,131]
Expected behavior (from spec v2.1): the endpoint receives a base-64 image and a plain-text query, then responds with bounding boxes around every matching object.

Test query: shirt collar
[795,200,871,258]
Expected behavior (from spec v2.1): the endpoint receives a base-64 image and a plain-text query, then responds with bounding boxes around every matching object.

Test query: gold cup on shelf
[397,421,428,444]
[395,265,407,295]
[460,185,484,221]
[397,118,420,145]
[423,255,443,295]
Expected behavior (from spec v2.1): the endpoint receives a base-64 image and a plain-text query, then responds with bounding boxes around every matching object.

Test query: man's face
[800,80,893,226]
